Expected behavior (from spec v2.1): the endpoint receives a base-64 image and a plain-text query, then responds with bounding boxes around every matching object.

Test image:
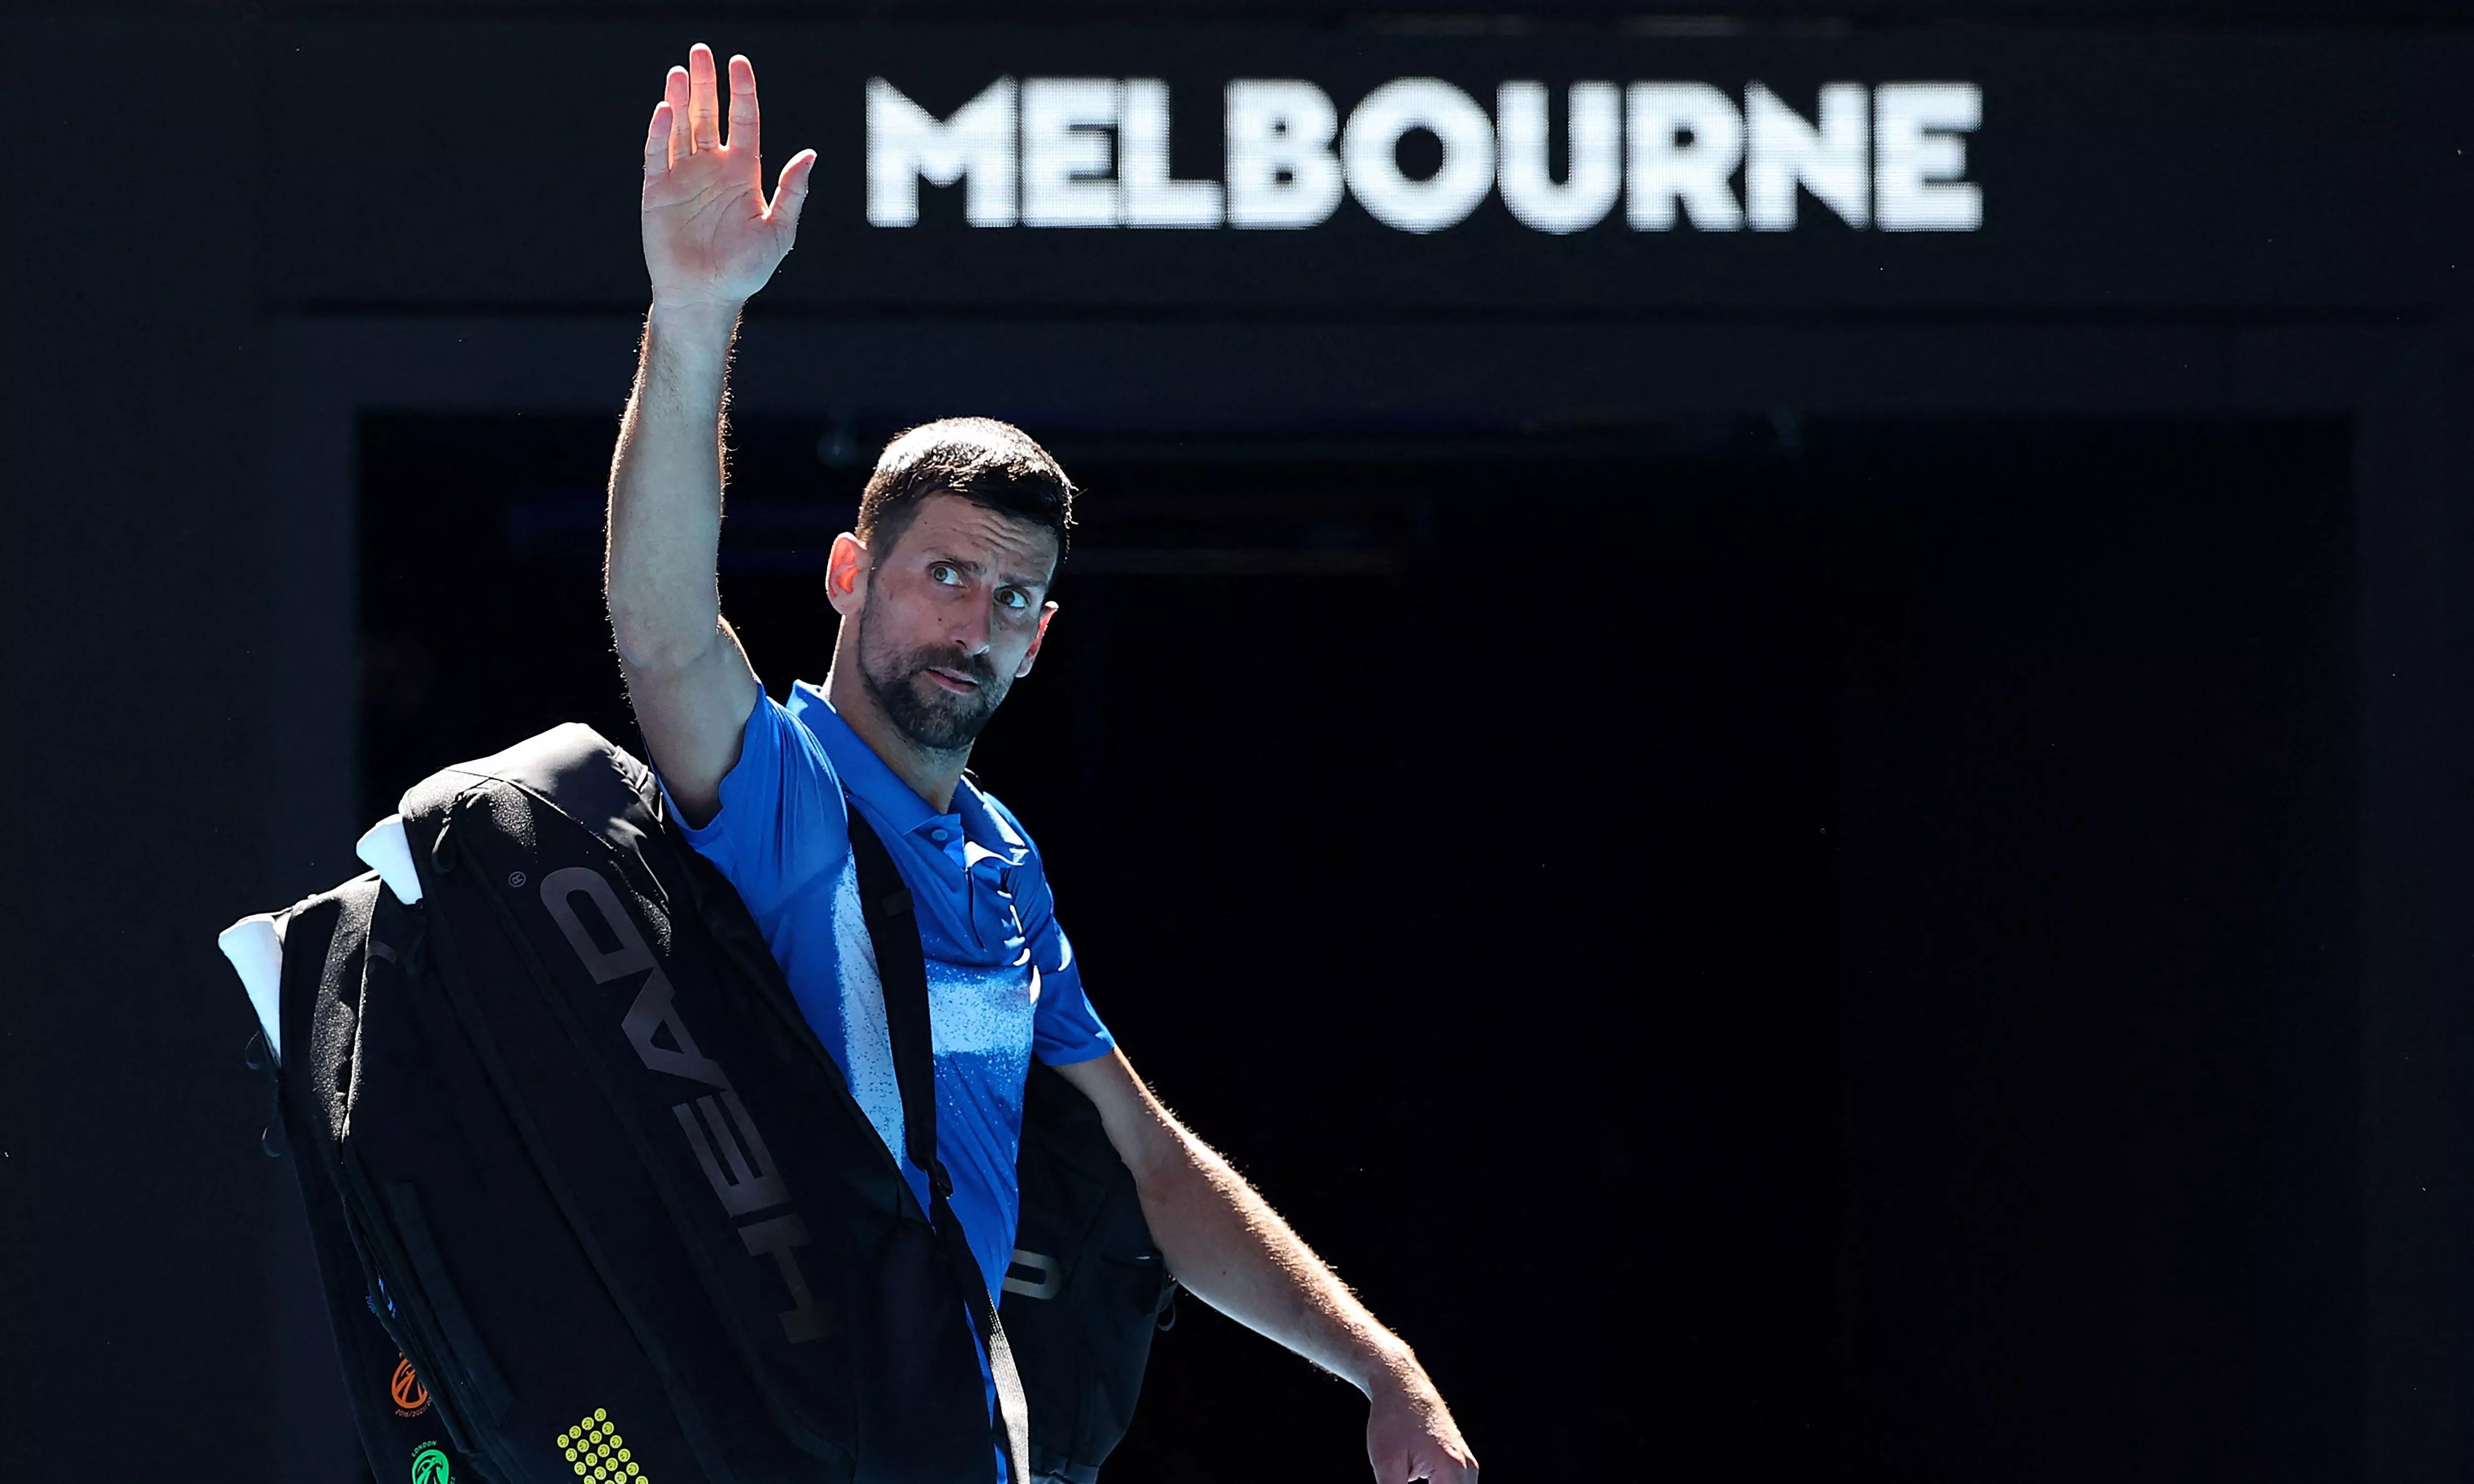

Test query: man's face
[846,491,1060,753]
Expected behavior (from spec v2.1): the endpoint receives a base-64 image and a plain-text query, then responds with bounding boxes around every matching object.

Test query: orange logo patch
[391,1356,431,1417]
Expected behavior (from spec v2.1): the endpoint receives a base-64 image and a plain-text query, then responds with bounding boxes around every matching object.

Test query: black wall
[0,8,275,1472]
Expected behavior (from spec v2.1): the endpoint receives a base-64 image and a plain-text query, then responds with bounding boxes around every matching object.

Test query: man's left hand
[1366,1357,1480,1484]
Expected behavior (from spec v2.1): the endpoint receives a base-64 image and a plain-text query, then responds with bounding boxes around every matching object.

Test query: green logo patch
[409,1440,452,1484]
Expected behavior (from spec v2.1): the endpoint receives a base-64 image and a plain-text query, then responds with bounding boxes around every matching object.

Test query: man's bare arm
[606,45,815,825]
[1052,1050,1480,1484]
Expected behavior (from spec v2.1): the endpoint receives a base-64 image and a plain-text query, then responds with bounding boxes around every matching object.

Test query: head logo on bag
[558,1409,648,1481]
[408,1440,452,1484]
[536,865,832,1344]
[261,728,1143,1483]
[389,1354,430,1417]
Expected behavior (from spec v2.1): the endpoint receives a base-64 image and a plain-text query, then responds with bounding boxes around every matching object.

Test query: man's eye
[997,588,1029,611]
[929,563,959,585]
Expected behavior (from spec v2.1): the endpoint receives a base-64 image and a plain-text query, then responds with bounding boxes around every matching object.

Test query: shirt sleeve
[654,691,848,919]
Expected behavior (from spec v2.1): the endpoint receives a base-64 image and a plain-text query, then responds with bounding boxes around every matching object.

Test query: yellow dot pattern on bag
[554,1411,646,1482]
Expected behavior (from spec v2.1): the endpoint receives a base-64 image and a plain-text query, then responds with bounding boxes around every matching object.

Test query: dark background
[361,410,2355,1474]
[363,413,2354,1481]
[5,3,2472,1482]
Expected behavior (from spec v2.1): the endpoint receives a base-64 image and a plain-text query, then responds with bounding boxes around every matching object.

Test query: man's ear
[825,532,869,617]
[1016,600,1059,679]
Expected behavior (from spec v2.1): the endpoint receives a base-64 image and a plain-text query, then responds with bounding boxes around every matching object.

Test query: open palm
[641,45,816,311]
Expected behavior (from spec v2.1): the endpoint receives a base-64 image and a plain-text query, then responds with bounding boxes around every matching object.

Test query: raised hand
[641,45,817,312]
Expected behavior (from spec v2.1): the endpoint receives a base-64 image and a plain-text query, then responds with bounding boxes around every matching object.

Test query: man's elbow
[1127,1108,1218,1198]
[1065,1053,1193,1191]
[608,605,719,677]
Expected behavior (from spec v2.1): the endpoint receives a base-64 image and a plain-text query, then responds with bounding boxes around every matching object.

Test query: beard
[856,611,1012,754]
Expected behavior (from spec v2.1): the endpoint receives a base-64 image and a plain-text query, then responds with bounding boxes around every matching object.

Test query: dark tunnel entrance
[361,413,2356,1481]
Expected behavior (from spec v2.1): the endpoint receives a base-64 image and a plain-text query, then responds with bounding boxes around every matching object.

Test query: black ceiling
[17,0,2474,30]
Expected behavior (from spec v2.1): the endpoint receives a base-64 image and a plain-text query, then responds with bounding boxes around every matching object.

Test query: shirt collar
[784,679,1019,861]
[785,679,939,837]
[952,776,1029,867]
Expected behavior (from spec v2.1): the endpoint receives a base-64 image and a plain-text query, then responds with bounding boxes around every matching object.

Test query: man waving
[605,43,1479,1484]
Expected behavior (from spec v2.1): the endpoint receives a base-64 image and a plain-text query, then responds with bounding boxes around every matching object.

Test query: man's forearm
[605,300,742,670]
[1136,1105,1414,1394]
[1054,996,1476,1473]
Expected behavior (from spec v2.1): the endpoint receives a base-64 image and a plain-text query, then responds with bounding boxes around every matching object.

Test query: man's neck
[824,663,970,814]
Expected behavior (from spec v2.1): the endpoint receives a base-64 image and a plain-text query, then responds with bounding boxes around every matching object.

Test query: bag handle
[845,806,1035,1484]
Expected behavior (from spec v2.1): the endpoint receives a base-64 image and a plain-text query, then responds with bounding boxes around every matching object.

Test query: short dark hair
[856,417,1076,562]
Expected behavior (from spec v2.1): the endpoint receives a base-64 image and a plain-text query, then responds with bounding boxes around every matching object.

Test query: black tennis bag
[265,723,1172,1484]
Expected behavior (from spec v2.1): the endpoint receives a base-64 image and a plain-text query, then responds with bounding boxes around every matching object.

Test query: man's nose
[948,601,994,654]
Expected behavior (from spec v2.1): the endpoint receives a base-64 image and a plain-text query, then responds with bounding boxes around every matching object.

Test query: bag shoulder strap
[844,806,1034,1484]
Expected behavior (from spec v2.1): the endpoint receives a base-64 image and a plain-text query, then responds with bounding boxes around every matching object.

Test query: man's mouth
[921,666,982,693]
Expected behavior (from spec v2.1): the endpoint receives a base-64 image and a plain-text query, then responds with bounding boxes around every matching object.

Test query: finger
[767,149,818,237]
[664,66,690,160]
[727,53,761,159]
[687,43,721,149]
[643,100,674,176]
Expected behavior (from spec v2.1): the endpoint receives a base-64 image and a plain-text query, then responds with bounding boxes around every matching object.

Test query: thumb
[768,149,819,240]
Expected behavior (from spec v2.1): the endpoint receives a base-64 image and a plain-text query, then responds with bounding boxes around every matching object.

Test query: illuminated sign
[867,78,1982,235]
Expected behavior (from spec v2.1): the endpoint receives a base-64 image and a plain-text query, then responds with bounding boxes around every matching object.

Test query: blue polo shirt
[655,677,1116,1305]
